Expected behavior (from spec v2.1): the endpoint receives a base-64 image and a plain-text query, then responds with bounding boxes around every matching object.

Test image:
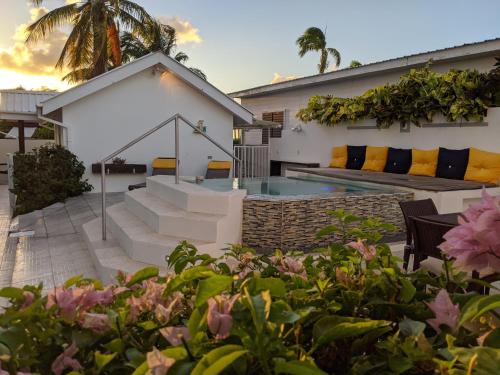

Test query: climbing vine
[297,62,498,128]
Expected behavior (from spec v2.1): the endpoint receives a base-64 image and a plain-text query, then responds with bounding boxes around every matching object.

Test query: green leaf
[64,274,83,288]
[312,315,391,350]
[400,278,416,303]
[253,277,286,297]
[275,360,327,375]
[188,306,207,337]
[459,295,500,326]
[103,338,125,354]
[483,328,500,349]
[246,290,272,333]
[195,275,233,307]
[388,356,413,374]
[126,267,159,287]
[191,345,248,375]
[95,351,117,374]
[137,321,157,331]
[316,225,338,238]
[269,300,301,324]
[0,287,24,300]
[399,319,425,337]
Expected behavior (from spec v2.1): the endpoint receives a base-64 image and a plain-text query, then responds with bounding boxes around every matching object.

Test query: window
[262,111,284,141]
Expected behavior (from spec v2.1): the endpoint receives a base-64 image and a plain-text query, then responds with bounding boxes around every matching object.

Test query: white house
[231,38,500,170]
[38,52,253,192]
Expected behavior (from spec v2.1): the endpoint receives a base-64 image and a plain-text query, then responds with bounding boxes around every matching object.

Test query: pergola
[0,90,57,153]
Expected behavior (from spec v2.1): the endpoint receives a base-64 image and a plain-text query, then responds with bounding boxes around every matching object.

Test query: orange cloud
[158,16,202,45]
[0,7,67,78]
[271,73,298,84]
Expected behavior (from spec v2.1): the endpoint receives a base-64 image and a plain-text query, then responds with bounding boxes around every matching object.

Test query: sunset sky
[1,0,499,93]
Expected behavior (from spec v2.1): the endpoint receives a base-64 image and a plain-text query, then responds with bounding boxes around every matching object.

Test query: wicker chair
[399,199,438,270]
[128,157,176,191]
[410,216,454,269]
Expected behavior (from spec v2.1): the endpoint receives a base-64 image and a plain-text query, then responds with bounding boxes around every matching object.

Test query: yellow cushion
[361,146,389,172]
[152,158,176,169]
[408,149,439,177]
[464,148,500,185]
[329,145,348,168]
[208,161,231,170]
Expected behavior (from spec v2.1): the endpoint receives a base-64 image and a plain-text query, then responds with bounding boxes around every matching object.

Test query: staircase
[82,175,246,282]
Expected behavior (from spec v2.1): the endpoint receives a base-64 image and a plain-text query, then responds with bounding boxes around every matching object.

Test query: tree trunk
[91,2,108,78]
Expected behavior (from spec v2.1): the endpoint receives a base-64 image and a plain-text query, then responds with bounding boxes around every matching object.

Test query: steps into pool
[82,175,246,282]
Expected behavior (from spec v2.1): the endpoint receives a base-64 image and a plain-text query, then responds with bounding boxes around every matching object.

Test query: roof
[230,38,500,99]
[41,52,254,124]
[0,90,58,121]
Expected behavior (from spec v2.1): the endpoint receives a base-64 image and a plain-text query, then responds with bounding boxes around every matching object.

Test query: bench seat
[288,167,496,192]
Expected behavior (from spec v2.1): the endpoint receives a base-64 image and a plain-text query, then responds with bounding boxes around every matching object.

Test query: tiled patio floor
[0,185,123,295]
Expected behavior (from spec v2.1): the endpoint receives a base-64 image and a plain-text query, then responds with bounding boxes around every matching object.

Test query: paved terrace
[0,185,123,295]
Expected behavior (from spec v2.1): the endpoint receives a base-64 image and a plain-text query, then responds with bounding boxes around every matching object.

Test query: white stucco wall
[62,68,235,192]
[240,56,500,166]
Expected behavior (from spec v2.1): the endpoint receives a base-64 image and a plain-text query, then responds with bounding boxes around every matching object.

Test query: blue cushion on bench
[436,147,469,180]
[384,147,412,174]
[346,146,366,170]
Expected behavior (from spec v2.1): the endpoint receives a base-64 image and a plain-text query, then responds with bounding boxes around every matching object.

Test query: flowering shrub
[0,209,499,374]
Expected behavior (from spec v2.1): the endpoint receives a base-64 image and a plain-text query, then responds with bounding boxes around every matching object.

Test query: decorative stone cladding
[242,191,414,253]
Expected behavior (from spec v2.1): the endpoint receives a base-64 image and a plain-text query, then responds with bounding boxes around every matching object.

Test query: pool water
[194,176,392,196]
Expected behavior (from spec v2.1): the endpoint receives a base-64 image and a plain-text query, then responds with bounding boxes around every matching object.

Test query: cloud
[158,16,202,45]
[270,73,298,84]
[0,7,67,77]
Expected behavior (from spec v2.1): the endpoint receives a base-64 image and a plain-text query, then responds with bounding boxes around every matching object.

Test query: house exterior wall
[62,68,235,192]
[239,56,500,166]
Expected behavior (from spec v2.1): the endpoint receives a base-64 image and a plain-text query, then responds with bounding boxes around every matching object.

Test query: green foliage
[0,209,498,374]
[298,64,497,128]
[12,144,92,215]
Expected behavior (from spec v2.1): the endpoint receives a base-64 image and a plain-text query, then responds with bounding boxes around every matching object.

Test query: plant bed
[91,163,147,174]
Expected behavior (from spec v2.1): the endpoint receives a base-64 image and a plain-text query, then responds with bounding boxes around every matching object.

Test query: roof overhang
[230,38,500,99]
[41,52,254,124]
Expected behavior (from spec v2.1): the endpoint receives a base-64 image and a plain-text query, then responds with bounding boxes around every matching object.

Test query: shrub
[12,144,92,215]
[0,200,499,374]
[297,64,497,128]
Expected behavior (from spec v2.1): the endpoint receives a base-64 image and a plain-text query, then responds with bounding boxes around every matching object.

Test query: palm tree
[296,27,341,74]
[349,60,362,68]
[121,18,207,80]
[27,0,153,82]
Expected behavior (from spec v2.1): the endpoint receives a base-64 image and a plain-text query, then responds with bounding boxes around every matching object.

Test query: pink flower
[80,313,111,334]
[46,287,78,321]
[347,239,377,261]
[160,326,191,346]
[155,293,181,323]
[147,348,175,375]
[335,268,350,285]
[425,289,460,333]
[271,256,307,279]
[207,294,240,340]
[440,190,500,273]
[51,343,82,375]
[21,291,34,310]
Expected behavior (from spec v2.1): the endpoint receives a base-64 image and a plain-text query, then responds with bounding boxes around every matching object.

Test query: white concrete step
[146,175,234,215]
[82,218,168,283]
[125,189,223,242]
[106,202,221,265]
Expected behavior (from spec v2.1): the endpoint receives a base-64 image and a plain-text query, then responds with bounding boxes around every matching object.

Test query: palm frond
[327,47,341,67]
[26,3,78,44]
[189,67,207,80]
[175,52,189,64]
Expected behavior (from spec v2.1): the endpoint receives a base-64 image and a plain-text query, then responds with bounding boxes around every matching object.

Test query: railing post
[101,161,106,240]
[175,115,180,184]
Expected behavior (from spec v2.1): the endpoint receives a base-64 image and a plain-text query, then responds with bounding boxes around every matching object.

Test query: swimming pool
[191,175,413,252]
[195,175,393,196]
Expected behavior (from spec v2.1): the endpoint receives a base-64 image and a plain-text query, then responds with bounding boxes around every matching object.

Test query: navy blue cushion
[346,146,366,170]
[384,147,412,174]
[436,147,469,180]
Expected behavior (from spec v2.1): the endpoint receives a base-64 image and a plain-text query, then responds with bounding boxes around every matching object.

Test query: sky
[0,0,499,93]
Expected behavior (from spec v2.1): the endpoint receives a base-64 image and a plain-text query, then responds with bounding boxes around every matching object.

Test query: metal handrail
[100,113,241,240]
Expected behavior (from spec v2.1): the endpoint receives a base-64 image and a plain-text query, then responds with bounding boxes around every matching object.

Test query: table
[418,212,461,226]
